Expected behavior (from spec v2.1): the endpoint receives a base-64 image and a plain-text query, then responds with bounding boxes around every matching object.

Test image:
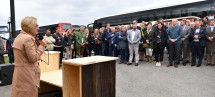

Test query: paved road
[1,54,215,97]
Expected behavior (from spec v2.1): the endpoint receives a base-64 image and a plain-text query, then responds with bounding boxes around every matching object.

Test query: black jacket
[190,27,206,46]
[152,28,168,49]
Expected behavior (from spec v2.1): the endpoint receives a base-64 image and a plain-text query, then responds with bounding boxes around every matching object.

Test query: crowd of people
[40,16,214,68]
[8,15,214,97]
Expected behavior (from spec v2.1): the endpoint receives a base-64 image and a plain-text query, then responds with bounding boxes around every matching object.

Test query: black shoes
[167,64,173,67]
[135,63,139,66]
[196,64,201,67]
[186,60,190,63]
[206,63,211,66]
[119,62,123,64]
[127,63,139,66]
[174,64,178,68]
[183,62,186,66]
[127,63,132,65]
[206,63,215,66]
[191,64,196,67]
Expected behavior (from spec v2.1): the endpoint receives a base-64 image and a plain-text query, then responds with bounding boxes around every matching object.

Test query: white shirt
[131,31,135,41]
[210,26,215,32]
[194,28,200,42]
[195,28,200,33]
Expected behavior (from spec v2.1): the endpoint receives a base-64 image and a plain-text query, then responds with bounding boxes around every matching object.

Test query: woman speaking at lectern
[11,16,46,97]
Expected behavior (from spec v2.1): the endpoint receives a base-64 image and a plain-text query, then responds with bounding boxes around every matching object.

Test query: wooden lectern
[62,56,118,97]
[39,51,60,73]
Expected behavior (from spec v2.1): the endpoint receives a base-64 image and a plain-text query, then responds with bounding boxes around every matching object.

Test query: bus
[89,0,215,29]
[16,22,73,36]
[0,26,9,40]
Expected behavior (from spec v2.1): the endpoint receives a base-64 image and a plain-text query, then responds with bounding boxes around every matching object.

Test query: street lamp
[8,17,11,33]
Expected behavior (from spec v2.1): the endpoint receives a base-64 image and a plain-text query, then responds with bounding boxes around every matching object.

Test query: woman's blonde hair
[21,16,37,33]
[66,29,72,36]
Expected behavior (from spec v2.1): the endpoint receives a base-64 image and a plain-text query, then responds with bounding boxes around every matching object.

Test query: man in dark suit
[108,27,118,56]
[102,23,112,56]
[190,20,206,67]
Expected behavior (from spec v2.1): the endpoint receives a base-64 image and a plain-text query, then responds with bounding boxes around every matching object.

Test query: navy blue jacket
[102,28,112,43]
[108,32,118,46]
[190,27,206,46]
[118,31,128,49]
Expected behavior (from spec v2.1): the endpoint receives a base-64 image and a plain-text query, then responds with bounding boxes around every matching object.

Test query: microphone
[35,34,43,46]
[36,34,44,40]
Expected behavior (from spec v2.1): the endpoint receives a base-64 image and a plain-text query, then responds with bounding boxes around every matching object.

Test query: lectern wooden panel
[39,51,60,73]
[62,56,118,97]
[39,70,62,94]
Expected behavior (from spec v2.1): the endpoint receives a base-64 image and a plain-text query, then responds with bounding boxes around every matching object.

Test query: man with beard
[43,29,56,50]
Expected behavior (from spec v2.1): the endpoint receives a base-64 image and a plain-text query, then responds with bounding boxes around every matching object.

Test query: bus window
[0,26,9,40]
[59,23,72,33]
[0,27,8,33]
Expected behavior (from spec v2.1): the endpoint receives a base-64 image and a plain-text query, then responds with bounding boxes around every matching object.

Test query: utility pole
[10,0,16,38]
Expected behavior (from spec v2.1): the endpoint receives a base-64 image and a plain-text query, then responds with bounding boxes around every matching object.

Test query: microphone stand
[40,49,50,65]
[45,49,49,65]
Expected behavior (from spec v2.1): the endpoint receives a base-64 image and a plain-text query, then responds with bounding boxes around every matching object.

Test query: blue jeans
[109,45,115,56]
[99,45,102,55]
[120,49,128,62]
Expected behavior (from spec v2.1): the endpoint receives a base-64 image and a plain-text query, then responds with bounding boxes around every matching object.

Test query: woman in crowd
[153,22,167,66]
[118,26,128,64]
[64,29,73,59]
[71,29,76,59]
[144,23,153,63]
[139,23,146,61]
[203,16,209,27]
[82,28,90,57]
[93,28,102,55]
[11,16,46,97]
[99,28,105,55]
[86,30,94,56]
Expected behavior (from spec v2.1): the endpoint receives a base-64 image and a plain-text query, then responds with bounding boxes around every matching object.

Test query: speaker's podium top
[62,56,118,66]
[43,51,60,54]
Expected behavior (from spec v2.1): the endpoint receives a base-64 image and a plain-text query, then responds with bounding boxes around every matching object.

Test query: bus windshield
[0,26,9,34]
[61,23,72,30]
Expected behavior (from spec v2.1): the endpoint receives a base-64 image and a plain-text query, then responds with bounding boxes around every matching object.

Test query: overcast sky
[0,0,203,29]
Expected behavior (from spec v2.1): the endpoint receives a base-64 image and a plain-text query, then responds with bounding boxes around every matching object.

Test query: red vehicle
[38,22,73,34]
